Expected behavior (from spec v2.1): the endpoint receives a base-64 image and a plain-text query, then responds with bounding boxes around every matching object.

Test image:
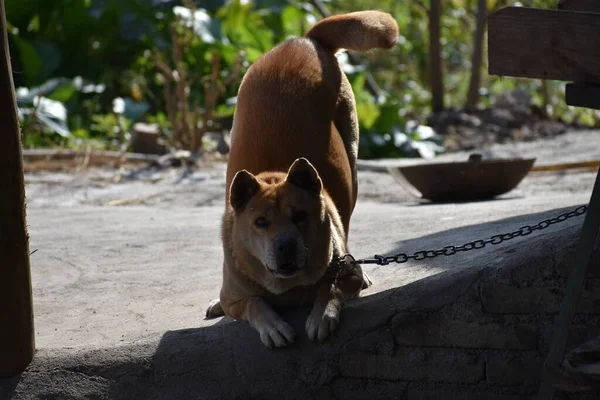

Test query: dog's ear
[230,170,259,211]
[286,158,322,197]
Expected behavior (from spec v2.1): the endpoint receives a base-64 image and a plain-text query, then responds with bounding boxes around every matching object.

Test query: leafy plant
[17,77,101,139]
[148,2,243,152]
[9,0,599,157]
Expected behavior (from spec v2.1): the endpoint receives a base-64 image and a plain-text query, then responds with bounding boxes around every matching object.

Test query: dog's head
[229,158,328,279]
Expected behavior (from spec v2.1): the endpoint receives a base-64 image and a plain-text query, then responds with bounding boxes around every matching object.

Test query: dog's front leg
[241,296,296,348]
[305,279,341,343]
[306,271,364,343]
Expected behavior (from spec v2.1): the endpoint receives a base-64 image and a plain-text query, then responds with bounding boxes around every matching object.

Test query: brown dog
[206,11,398,347]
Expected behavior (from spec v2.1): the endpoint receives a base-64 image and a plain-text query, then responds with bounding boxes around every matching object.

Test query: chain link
[335,205,588,270]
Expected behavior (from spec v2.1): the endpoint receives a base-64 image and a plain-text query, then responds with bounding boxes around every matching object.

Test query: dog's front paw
[257,320,296,348]
[305,301,340,343]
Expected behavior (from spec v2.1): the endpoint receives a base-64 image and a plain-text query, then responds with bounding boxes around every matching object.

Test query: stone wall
[328,223,600,399]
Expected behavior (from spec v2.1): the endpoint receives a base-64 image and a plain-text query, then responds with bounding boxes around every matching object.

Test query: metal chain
[336,205,588,269]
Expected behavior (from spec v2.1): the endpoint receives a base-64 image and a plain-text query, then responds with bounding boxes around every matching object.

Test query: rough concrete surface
[2,130,600,399]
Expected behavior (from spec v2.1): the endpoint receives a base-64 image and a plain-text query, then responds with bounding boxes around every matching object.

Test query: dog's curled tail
[305,11,398,54]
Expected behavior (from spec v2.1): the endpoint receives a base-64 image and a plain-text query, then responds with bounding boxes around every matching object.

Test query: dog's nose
[275,238,297,268]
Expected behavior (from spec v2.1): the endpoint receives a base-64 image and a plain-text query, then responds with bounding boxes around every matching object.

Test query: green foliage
[89,112,132,148]
[8,0,599,156]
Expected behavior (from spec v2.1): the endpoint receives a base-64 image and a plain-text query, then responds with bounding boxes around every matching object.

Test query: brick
[486,352,542,386]
[345,329,395,356]
[510,261,544,283]
[555,243,600,279]
[562,317,600,353]
[481,284,561,314]
[340,348,484,383]
[392,313,538,350]
[404,389,534,400]
[481,283,600,314]
[328,377,407,400]
[580,287,600,313]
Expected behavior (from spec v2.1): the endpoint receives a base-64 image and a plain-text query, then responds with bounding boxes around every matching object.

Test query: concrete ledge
[3,205,600,399]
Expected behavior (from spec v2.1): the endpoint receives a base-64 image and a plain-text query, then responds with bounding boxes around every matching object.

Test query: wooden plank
[0,0,35,377]
[538,171,600,398]
[566,83,600,110]
[21,149,162,162]
[558,0,600,13]
[488,7,600,82]
[531,160,600,172]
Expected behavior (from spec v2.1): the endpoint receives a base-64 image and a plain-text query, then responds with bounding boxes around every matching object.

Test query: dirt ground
[24,130,600,209]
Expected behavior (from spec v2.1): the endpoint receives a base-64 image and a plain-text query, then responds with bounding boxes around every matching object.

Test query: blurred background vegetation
[7,0,600,159]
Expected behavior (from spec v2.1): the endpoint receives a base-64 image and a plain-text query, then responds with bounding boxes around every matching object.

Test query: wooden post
[466,0,487,110]
[537,172,600,399]
[429,0,445,113]
[0,0,35,377]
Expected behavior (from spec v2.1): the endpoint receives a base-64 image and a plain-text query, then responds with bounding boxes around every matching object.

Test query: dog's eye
[254,217,269,229]
[292,211,308,225]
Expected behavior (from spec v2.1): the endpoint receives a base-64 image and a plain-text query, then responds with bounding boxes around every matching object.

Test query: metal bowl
[388,154,536,202]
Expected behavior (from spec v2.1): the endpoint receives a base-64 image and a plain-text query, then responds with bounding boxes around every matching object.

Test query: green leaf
[348,73,367,99]
[14,37,42,84]
[173,6,223,44]
[281,5,304,37]
[371,102,402,134]
[121,97,150,122]
[36,111,71,137]
[356,102,380,130]
[218,0,249,30]
[245,24,273,52]
[19,96,71,137]
[47,82,77,102]
[17,78,71,103]
[244,47,263,63]
[27,14,40,32]
[217,42,238,65]
[33,40,61,82]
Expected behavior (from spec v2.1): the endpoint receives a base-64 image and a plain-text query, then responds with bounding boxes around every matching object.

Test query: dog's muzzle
[273,238,298,277]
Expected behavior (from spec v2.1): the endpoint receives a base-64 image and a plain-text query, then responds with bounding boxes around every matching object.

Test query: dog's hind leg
[334,72,360,209]
[362,270,373,289]
[205,299,225,318]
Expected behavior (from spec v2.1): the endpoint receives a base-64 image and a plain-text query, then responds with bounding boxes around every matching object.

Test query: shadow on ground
[0,376,20,399]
